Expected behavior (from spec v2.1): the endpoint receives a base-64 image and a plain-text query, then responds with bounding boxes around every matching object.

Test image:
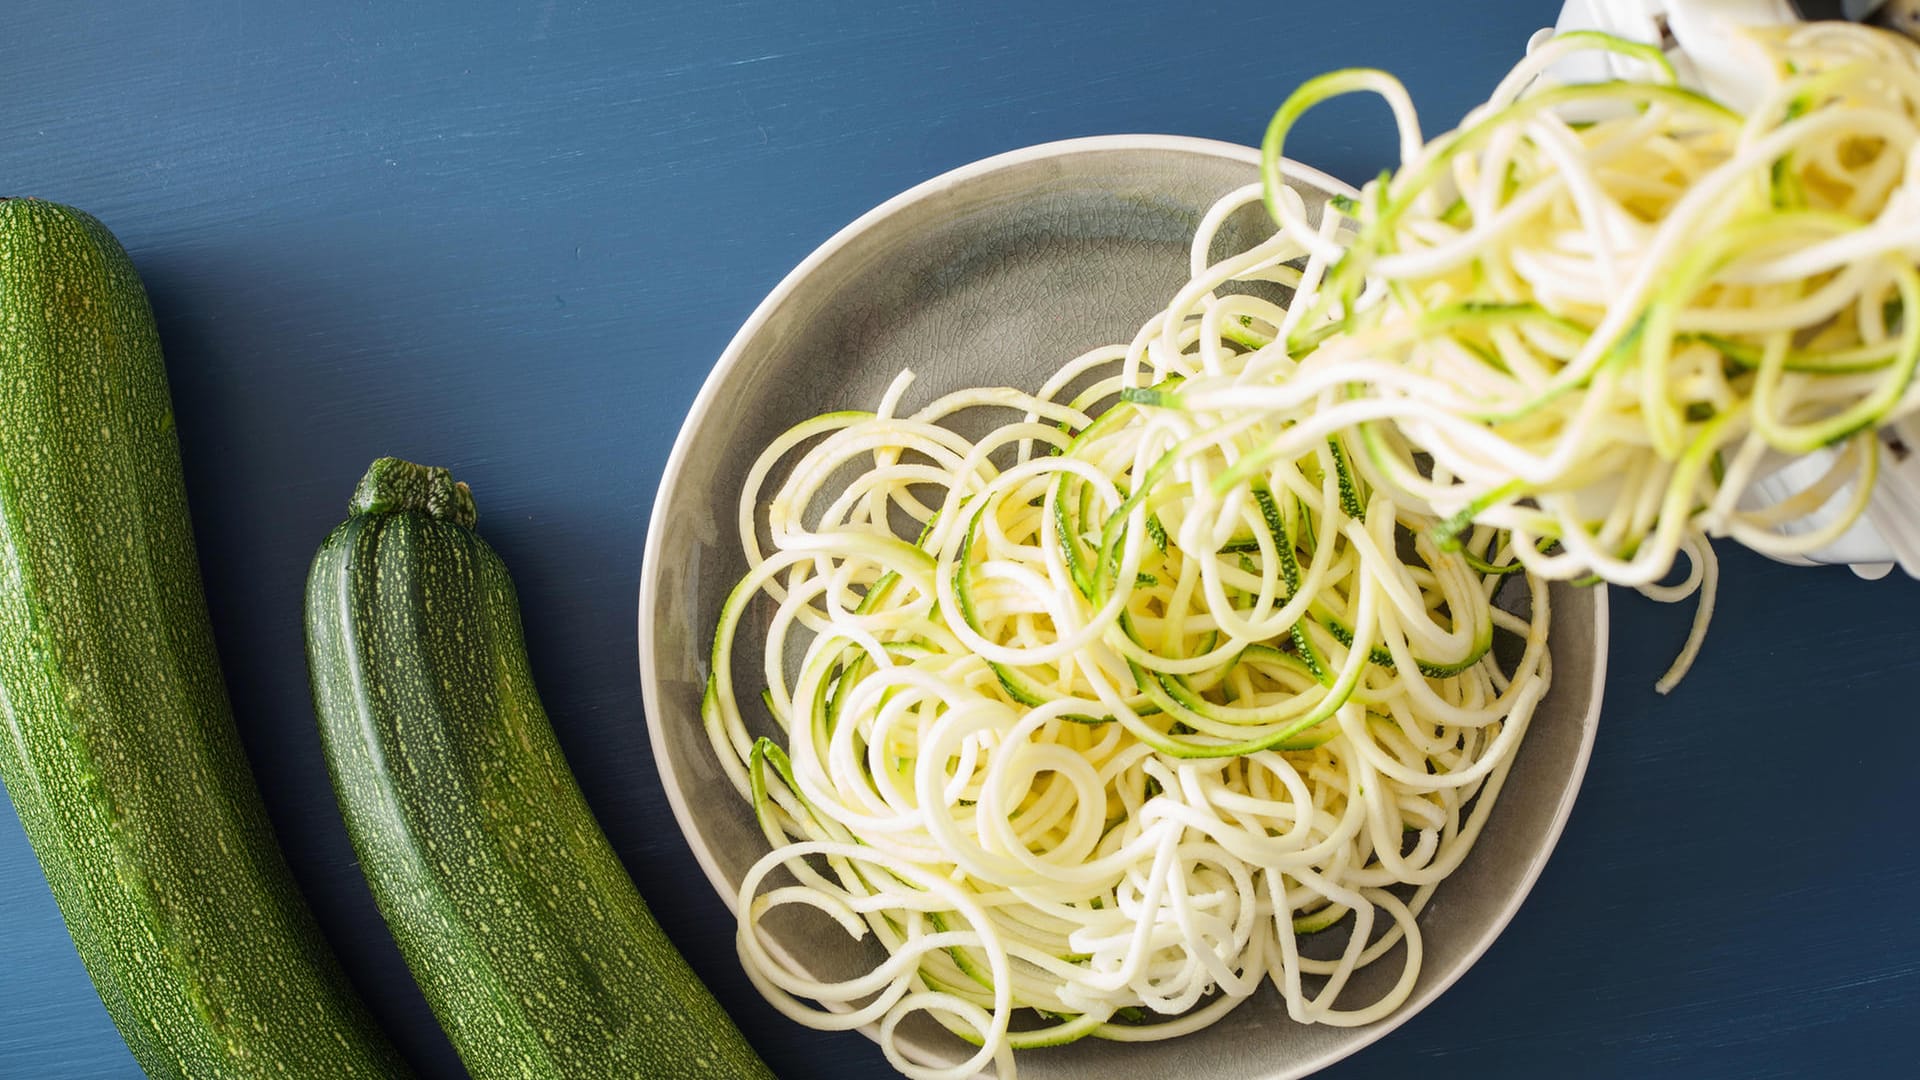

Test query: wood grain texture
[1,1,1916,1078]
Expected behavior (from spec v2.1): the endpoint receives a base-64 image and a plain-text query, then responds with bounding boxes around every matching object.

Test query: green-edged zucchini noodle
[704,24,1920,1078]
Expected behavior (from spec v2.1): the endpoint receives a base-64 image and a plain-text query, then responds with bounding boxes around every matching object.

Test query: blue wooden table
[3,2,1917,1077]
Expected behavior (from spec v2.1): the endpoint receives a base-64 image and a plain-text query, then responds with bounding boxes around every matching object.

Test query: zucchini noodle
[1247,25,1920,680]
[704,24,1920,1078]
[707,181,1547,1077]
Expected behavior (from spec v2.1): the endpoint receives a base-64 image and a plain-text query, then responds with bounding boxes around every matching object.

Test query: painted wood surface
[1,2,1915,1077]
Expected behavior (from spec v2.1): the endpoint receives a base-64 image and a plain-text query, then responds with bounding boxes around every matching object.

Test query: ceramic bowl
[639,134,1608,1079]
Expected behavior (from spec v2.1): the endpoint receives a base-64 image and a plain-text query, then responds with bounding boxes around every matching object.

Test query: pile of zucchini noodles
[704,25,1920,1079]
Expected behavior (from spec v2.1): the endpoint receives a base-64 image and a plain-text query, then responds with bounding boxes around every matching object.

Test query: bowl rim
[636,132,1609,1078]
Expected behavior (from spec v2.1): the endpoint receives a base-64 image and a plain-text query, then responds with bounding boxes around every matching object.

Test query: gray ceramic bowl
[639,135,1608,1079]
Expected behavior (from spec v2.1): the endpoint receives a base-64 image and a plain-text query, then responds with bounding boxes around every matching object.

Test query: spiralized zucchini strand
[706,25,1920,1079]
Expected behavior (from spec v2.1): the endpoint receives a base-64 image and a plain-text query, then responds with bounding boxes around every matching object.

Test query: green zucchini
[305,458,773,1080]
[0,198,412,1078]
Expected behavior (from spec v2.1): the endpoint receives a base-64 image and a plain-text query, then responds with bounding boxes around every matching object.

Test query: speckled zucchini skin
[306,458,772,1080]
[0,198,413,1079]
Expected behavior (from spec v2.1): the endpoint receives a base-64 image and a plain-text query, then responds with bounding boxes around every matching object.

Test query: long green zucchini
[0,198,412,1078]
[306,458,773,1080]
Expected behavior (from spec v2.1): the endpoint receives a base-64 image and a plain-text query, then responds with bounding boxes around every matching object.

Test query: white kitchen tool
[1541,0,1920,578]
